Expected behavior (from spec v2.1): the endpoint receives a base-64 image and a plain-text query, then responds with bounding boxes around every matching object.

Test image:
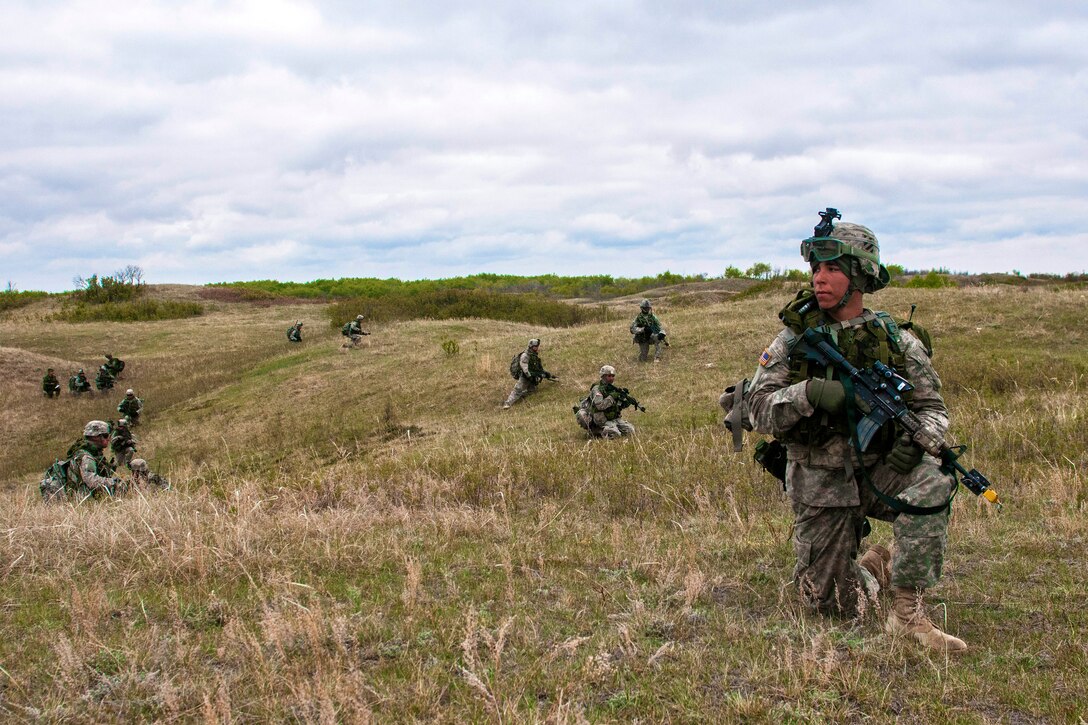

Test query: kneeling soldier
[574,365,640,438]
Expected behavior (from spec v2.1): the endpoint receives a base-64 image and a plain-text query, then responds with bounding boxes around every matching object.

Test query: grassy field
[1,283,1085,722]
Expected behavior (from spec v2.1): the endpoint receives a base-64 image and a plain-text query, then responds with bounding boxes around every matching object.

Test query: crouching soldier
[129,459,171,491]
[503,338,557,409]
[69,369,91,396]
[574,365,641,438]
[67,420,126,500]
[287,321,303,342]
[42,368,62,398]
[746,210,965,653]
[110,418,138,469]
[95,364,115,392]
[341,315,370,348]
[117,388,143,425]
[630,299,667,362]
[104,353,125,378]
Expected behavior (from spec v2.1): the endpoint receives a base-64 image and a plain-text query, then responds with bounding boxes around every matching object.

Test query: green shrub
[55,299,205,323]
[213,271,709,301]
[327,289,613,328]
[441,340,460,356]
[0,290,49,312]
[70,274,143,304]
[905,271,957,289]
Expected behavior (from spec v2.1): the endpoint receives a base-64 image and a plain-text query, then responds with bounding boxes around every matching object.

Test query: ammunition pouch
[753,439,787,489]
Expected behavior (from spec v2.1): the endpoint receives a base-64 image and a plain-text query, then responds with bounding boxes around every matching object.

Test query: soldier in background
[42,368,61,398]
[574,365,639,438]
[117,388,143,425]
[503,338,557,409]
[341,314,370,349]
[130,459,170,491]
[630,299,667,362]
[287,321,304,342]
[104,353,125,378]
[746,212,964,653]
[110,418,138,469]
[95,364,116,392]
[69,369,91,396]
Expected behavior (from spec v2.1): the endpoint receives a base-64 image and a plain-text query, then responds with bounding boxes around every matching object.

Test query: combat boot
[886,586,967,653]
[858,544,892,591]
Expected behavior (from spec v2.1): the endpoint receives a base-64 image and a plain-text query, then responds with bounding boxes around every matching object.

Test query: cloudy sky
[3,1,1087,291]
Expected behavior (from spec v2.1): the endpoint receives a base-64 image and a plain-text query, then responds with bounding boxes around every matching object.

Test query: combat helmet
[600,365,616,376]
[639,299,651,309]
[800,208,891,299]
[83,420,110,438]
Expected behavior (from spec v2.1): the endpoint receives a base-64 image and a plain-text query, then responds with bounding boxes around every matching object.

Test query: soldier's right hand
[806,379,846,415]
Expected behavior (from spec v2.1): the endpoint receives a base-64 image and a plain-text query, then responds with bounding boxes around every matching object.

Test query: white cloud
[2,1,1087,291]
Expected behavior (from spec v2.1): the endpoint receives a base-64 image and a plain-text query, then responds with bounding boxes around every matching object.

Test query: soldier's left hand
[886,434,924,475]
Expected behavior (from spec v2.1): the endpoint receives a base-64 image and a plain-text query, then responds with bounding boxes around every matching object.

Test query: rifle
[800,328,1001,508]
[614,386,646,413]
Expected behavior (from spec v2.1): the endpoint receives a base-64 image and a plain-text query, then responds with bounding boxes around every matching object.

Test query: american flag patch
[759,349,771,366]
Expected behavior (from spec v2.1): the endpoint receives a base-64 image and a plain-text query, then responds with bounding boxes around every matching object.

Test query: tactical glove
[806,379,846,415]
[886,434,924,475]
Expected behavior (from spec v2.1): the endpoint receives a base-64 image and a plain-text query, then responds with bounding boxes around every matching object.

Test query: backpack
[40,459,70,501]
[509,352,523,379]
[341,322,352,336]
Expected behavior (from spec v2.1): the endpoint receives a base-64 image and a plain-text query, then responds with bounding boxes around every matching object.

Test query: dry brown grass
[0,283,1086,721]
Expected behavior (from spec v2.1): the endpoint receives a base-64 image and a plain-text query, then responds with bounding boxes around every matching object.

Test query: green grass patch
[53,299,205,322]
[327,289,615,327]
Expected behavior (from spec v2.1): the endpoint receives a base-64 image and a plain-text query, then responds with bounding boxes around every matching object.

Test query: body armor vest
[779,289,909,450]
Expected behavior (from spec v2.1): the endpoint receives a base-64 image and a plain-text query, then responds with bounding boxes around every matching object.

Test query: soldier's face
[812,261,851,309]
[602,373,616,383]
[89,435,108,449]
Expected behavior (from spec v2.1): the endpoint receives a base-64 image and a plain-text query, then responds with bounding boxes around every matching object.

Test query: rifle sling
[841,377,954,516]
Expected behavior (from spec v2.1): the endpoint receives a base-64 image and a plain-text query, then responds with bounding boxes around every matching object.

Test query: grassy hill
[0,283,1085,721]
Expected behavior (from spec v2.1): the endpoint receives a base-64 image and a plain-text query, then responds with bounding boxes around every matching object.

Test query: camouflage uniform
[69,370,91,396]
[104,354,125,378]
[749,316,954,615]
[110,424,138,469]
[504,341,553,408]
[344,316,369,347]
[130,459,171,491]
[95,365,115,392]
[117,391,143,425]
[630,303,665,362]
[287,323,303,342]
[65,422,123,499]
[577,379,636,438]
[42,371,61,398]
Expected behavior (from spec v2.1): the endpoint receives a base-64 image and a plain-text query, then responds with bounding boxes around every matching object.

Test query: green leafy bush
[905,271,958,289]
[55,299,204,323]
[71,274,143,304]
[213,271,708,301]
[327,289,613,328]
[0,290,49,312]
